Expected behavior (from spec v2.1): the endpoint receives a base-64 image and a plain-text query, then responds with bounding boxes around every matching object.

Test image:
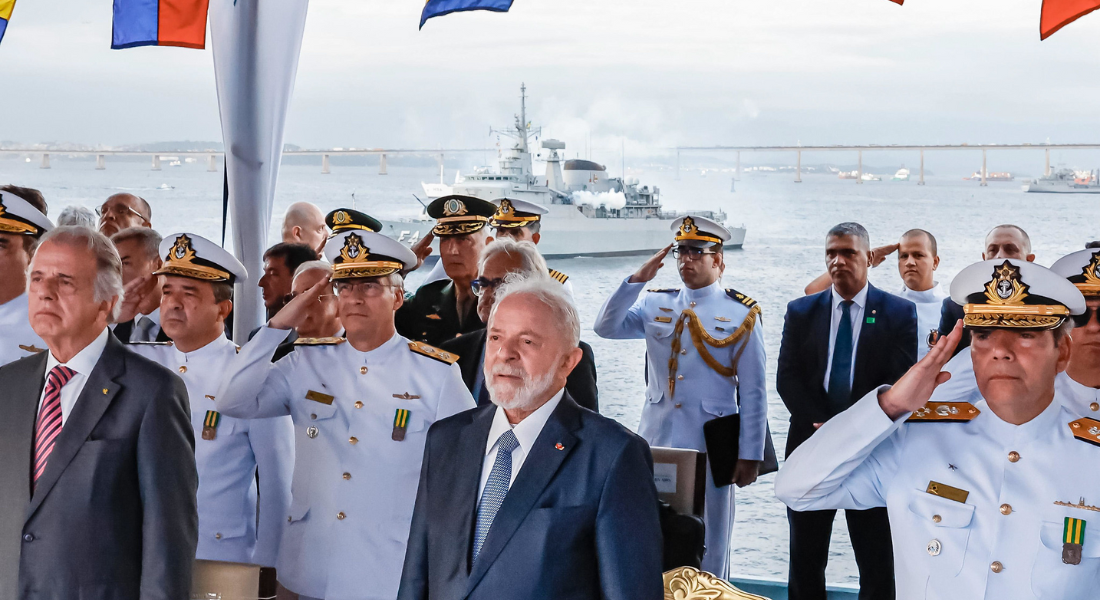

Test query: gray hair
[57,205,97,229]
[478,238,548,277]
[293,260,332,282]
[489,273,580,347]
[110,226,163,262]
[827,222,870,249]
[36,226,125,321]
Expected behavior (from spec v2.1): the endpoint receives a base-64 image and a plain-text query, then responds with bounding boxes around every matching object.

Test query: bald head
[984,224,1034,262]
[281,202,327,256]
[98,193,151,237]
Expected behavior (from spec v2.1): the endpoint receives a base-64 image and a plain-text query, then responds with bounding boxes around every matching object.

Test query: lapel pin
[555,443,565,451]
[102,388,108,395]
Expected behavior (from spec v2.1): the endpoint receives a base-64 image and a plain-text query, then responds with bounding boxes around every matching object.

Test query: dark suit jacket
[777,284,917,457]
[937,296,972,355]
[440,329,600,413]
[0,334,198,600]
[112,319,172,345]
[396,279,483,347]
[398,394,664,600]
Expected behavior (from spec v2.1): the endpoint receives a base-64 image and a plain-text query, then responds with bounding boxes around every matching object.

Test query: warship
[376,85,744,258]
[1024,168,1100,194]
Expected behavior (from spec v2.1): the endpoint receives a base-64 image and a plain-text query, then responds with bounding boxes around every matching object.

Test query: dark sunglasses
[1072,307,1099,328]
[470,277,505,297]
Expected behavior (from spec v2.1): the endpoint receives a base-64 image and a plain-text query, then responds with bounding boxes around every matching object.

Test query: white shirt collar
[898,282,947,303]
[46,327,110,377]
[831,282,869,312]
[485,387,566,457]
[683,279,723,301]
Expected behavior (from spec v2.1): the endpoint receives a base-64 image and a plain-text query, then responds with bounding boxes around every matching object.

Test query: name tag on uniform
[926,481,969,503]
[306,390,334,405]
[654,316,673,323]
[393,409,410,441]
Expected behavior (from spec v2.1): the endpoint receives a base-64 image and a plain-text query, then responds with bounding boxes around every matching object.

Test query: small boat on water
[860,172,881,182]
[968,171,1013,182]
[892,167,910,181]
[837,171,859,180]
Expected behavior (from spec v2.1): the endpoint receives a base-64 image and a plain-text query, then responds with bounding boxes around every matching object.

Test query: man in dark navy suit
[777,222,917,600]
[398,274,662,600]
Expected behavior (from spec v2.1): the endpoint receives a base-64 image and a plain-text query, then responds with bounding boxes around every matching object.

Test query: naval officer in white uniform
[593,215,768,578]
[1051,248,1100,417]
[216,228,476,600]
[128,233,294,567]
[0,190,51,367]
[777,258,1100,600]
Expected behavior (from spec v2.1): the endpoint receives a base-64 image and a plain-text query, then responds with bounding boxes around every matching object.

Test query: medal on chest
[202,410,220,441]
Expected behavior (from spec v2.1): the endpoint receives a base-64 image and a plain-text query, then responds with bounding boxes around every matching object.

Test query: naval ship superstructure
[377,85,744,258]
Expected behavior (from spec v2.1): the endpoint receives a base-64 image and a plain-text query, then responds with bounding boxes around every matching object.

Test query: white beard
[485,363,556,411]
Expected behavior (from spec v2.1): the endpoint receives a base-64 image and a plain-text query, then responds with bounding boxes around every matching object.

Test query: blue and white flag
[420,0,514,29]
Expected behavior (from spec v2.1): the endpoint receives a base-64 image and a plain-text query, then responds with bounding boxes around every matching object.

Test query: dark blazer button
[22,534,33,542]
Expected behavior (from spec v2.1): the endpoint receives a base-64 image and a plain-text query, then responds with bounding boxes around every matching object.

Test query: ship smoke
[572,191,627,210]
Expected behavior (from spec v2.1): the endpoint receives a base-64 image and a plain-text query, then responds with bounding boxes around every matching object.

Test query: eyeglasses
[471,277,505,297]
[672,246,717,260]
[1072,307,1099,327]
[96,202,148,222]
[334,281,395,298]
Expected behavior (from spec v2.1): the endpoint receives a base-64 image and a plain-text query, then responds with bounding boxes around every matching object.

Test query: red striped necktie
[34,365,77,487]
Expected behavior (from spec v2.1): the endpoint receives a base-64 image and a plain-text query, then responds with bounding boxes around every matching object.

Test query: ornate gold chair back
[663,566,772,600]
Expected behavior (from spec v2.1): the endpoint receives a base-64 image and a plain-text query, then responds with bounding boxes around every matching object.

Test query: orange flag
[888,0,903,4]
[1041,0,1100,38]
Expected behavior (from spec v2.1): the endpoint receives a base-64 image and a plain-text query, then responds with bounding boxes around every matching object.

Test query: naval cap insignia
[170,234,195,262]
[334,210,349,224]
[985,261,1029,305]
[680,216,696,235]
[340,233,367,262]
[499,199,514,215]
[443,198,468,217]
[1084,252,1100,284]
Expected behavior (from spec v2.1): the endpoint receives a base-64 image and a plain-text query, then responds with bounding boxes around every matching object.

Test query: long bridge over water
[675,143,1100,185]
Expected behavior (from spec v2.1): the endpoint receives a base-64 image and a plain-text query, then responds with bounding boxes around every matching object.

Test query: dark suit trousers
[787,506,894,600]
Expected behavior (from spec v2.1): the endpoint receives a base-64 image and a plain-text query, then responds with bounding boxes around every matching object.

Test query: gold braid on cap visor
[0,203,38,235]
[489,214,540,228]
[154,263,232,282]
[331,261,403,279]
[674,230,723,244]
[432,216,489,236]
[962,304,1070,329]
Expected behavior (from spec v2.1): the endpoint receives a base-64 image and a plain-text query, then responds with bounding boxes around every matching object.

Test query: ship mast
[517,83,528,153]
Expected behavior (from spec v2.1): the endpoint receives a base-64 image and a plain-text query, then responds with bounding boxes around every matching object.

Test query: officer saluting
[128,233,294,568]
[216,228,475,600]
[396,195,496,346]
[1051,248,1100,417]
[777,259,1100,600]
[488,197,574,299]
[0,190,52,367]
[593,215,768,579]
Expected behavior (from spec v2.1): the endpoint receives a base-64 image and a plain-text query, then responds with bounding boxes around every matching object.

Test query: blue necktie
[827,300,854,413]
[473,429,519,563]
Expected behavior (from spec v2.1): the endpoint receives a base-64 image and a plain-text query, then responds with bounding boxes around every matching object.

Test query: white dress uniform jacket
[0,293,47,367]
[130,334,294,566]
[1056,371,1100,418]
[776,387,1100,600]
[896,283,949,360]
[215,326,476,600]
[593,277,767,578]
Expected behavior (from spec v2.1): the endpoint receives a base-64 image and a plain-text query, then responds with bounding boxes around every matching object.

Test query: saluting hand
[115,273,156,324]
[629,244,673,283]
[269,275,331,332]
[877,321,963,420]
[870,243,899,268]
[410,231,435,272]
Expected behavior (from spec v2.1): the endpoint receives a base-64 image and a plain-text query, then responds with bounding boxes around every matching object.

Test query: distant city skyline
[1,0,1098,169]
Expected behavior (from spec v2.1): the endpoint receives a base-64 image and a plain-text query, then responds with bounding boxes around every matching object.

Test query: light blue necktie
[473,429,519,563]
[827,300,854,413]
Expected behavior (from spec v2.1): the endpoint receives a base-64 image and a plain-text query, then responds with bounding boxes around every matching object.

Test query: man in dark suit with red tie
[778,222,917,600]
[0,226,197,600]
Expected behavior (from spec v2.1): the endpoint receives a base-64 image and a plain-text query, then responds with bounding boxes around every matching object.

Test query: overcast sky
[2,0,1098,163]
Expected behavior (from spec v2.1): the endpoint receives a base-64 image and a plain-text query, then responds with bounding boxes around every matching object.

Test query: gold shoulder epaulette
[725,289,757,309]
[408,341,459,364]
[548,268,569,284]
[906,402,980,423]
[131,340,173,346]
[293,337,346,346]
[1070,417,1100,447]
[647,288,680,293]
